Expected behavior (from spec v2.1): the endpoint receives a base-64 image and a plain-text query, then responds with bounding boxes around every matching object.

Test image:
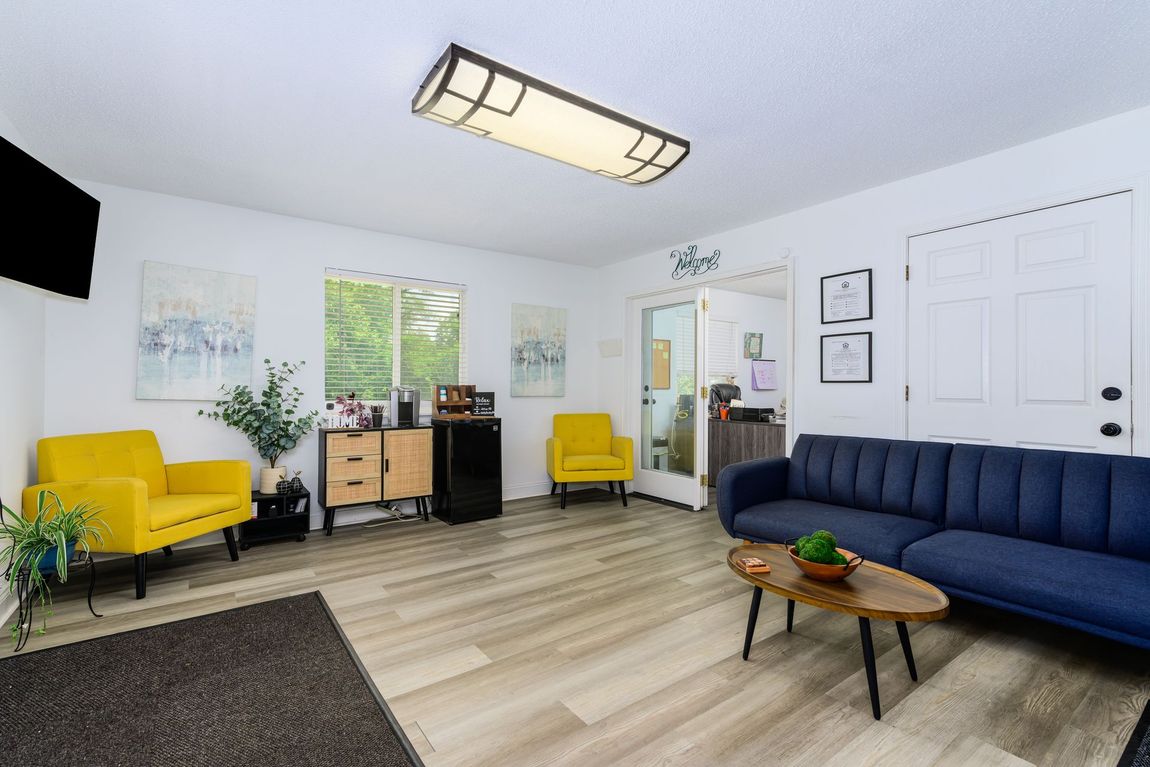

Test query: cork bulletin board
[652,339,671,389]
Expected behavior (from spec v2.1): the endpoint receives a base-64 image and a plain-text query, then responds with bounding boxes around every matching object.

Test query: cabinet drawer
[325,479,381,506]
[326,455,381,482]
[325,431,381,457]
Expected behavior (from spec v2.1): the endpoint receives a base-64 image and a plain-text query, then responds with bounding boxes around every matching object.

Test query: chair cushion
[38,430,169,498]
[563,454,625,472]
[554,414,613,457]
[901,530,1150,640]
[149,493,241,531]
[732,499,940,568]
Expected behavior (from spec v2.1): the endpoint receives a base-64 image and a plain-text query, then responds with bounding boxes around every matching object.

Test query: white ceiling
[2,2,1149,267]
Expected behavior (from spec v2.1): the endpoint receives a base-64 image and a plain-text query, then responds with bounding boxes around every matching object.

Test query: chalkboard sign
[473,391,496,416]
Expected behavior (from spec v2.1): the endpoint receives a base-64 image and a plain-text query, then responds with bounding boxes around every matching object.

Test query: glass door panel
[641,302,696,477]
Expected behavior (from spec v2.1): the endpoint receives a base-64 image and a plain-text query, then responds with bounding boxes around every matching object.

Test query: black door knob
[642,398,650,405]
[1100,422,1122,437]
[1102,387,1123,401]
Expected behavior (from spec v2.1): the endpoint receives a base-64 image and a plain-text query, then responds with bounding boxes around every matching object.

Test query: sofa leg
[742,586,762,660]
[607,481,615,494]
[550,482,557,496]
[162,545,173,557]
[223,526,239,562]
[619,482,628,508]
[896,621,918,681]
[560,483,567,509]
[134,554,147,600]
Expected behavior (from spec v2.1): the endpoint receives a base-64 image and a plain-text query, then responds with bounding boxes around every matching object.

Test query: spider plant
[1,489,107,614]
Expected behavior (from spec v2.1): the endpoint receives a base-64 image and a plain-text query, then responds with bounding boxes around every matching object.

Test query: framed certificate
[821,268,873,324]
[820,332,872,383]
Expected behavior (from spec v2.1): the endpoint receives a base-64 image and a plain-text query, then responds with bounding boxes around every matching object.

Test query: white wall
[707,288,787,411]
[598,105,1150,451]
[42,182,601,532]
[0,112,44,620]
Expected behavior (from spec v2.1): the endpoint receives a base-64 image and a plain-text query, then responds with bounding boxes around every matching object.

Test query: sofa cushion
[787,434,952,525]
[149,493,241,531]
[731,498,940,568]
[37,430,169,498]
[562,454,625,472]
[553,414,613,457]
[901,530,1150,640]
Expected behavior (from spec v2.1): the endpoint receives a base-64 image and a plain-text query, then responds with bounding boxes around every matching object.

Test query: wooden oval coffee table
[727,543,949,720]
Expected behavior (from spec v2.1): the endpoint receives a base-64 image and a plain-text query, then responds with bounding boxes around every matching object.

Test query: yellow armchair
[546,414,634,509]
[23,430,251,599]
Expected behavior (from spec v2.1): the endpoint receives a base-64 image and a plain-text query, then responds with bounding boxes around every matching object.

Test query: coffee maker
[389,386,420,427]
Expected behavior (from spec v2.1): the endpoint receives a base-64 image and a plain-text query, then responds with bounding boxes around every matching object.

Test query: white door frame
[623,259,796,506]
[901,175,1150,456]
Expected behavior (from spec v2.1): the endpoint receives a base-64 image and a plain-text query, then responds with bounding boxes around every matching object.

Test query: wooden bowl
[787,546,863,582]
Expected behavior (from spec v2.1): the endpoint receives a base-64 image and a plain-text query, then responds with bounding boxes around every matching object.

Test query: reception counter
[707,418,786,487]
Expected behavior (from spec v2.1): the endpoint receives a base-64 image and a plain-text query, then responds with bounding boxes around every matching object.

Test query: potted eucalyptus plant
[2,489,107,639]
[199,359,320,493]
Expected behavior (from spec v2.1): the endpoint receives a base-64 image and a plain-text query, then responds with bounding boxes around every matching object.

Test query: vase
[371,412,384,428]
[38,541,77,574]
[259,466,287,494]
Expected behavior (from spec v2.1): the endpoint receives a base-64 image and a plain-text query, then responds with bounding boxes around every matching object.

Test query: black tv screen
[1,136,100,299]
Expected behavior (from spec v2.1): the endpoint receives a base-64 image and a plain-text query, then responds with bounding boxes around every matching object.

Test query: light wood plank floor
[19,491,1150,766]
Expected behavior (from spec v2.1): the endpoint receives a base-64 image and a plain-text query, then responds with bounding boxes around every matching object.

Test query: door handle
[1102,387,1123,401]
[642,398,650,405]
[1100,422,1122,437]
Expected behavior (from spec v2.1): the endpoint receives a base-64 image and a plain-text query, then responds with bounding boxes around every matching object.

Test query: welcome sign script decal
[670,244,720,280]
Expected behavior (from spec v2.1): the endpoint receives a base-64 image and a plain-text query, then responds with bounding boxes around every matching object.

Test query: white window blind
[674,315,695,395]
[325,271,466,402]
[707,318,738,380]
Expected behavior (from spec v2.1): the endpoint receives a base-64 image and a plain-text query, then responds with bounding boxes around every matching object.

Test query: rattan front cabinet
[319,428,382,534]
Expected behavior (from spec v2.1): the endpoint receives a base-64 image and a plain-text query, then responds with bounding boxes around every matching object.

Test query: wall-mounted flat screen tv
[0,136,100,299]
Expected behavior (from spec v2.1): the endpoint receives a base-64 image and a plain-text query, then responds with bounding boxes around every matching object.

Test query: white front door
[629,287,708,509]
[908,192,1133,453]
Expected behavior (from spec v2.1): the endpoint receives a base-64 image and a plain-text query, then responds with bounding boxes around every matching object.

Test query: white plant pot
[259,466,287,494]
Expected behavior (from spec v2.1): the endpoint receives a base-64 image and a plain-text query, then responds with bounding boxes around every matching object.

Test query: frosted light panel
[412,45,690,185]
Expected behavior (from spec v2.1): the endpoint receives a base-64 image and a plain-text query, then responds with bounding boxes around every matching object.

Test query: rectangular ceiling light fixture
[412,43,690,185]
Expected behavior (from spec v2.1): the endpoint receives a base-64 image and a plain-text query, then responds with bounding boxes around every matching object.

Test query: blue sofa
[717,434,1150,650]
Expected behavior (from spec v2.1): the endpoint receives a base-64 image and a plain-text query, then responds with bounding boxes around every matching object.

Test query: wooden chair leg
[223,526,239,562]
[134,553,147,600]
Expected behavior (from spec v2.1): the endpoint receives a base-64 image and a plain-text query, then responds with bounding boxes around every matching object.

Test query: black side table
[240,489,311,550]
[8,552,101,652]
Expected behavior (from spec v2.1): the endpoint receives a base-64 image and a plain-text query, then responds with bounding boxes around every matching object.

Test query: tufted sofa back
[946,444,1150,561]
[788,434,953,525]
[553,414,613,456]
[38,430,169,498]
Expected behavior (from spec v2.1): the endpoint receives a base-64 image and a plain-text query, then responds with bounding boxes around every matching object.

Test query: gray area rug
[1120,698,1150,767]
[0,592,422,766]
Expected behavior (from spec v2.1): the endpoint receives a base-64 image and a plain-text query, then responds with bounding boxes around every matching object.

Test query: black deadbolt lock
[1102,387,1123,401]
[1100,422,1122,437]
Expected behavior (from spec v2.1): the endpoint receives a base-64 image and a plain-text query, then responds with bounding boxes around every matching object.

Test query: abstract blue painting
[136,261,256,400]
[510,303,566,397]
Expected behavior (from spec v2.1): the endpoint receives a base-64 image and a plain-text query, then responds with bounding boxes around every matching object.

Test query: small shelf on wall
[435,384,475,417]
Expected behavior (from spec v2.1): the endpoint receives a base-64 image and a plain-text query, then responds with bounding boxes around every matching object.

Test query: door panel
[909,192,1132,454]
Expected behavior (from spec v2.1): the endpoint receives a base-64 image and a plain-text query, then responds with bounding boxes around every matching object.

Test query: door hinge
[905,384,910,401]
[905,264,910,281]
[700,473,709,486]
[700,385,709,399]
[701,298,710,312]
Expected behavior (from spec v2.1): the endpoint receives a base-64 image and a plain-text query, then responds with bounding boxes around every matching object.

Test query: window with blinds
[324,271,466,402]
[674,315,696,395]
[707,318,739,382]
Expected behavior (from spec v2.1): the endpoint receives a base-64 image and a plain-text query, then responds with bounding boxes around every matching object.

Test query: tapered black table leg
[896,621,918,681]
[742,586,763,660]
[786,599,795,632]
[859,617,881,719]
[86,558,102,617]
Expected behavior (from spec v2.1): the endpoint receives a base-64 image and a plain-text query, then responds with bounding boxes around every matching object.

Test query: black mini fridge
[432,418,502,524]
